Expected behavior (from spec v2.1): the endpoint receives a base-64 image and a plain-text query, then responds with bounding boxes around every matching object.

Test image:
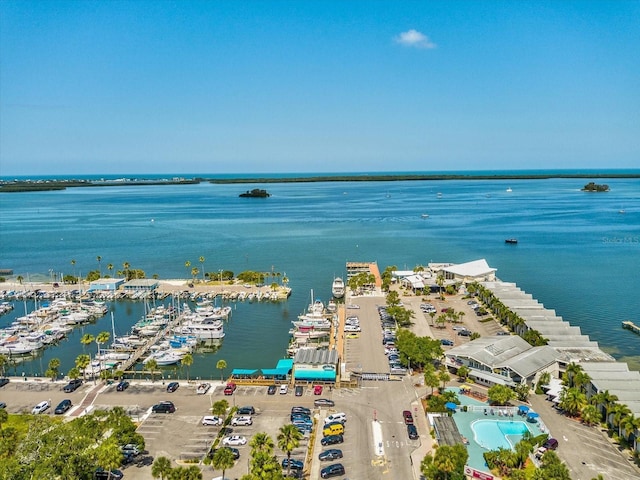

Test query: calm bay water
[1,175,639,376]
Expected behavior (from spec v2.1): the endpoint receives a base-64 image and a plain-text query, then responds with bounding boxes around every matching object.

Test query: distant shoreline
[2,172,639,192]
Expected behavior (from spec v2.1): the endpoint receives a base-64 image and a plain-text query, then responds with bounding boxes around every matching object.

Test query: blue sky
[1,1,638,175]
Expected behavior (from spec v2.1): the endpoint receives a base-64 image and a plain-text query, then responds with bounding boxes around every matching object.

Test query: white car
[231,415,253,426]
[279,384,288,394]
[202,415,223,426]
[32,400,50,414]
[222,435,247,446]
[344,325,361,332]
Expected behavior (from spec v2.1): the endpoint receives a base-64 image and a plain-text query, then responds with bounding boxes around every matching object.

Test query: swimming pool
[471,419,532,450]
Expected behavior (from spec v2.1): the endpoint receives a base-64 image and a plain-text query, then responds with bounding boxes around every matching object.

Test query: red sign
[464,465,494,480]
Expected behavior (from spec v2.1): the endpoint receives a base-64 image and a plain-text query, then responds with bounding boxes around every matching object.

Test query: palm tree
[75,354,90,382]
[96,439,122,479]
[559,387,587,417]
[199,256,206,281]
[151,456,173,479]
[146,358,158,382]
[181,353,193,381]
[16,275,23,285]
[95,331,110,381]
[250,432,275,454]
[581,404,601,426]
[184,261,191,281]
[211,399,229,417]
[277,424,302,477]
[122,261,130,280]
[81,333,95,353]
[438,366,451,391]
[107,263,113,277]
[0,407,8,434]
[47,358,61,381]
[620,414,640,451]
[96,256,102,277]
[191,267,199,283]
[71,259,77,279]
[211,447,235,479]
[216,359,227,382]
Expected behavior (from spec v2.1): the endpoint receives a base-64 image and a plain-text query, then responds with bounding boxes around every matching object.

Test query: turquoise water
[471,420,531,450]
[1,176,639,376]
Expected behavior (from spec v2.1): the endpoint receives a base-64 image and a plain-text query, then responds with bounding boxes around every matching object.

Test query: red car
[313,385,323,395]
[224,383,237,395]
[403,410,414,424]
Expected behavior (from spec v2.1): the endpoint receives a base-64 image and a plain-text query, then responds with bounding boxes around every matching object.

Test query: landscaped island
[582,181,610,192]
[239,188,271,198]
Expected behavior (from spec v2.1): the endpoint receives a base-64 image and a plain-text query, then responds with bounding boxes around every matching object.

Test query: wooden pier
[622,320,640,335]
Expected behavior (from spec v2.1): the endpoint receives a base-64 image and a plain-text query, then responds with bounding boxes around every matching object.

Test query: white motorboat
[144,350,183,366]
[331,277,345,299]
[174,318,225,340]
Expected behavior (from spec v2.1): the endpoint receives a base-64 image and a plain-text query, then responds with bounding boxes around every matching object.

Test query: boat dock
[622,320,640,335]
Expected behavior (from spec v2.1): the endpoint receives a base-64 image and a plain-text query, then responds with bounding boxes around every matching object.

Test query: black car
[281,458,304,470]
[94,469,124,480]
[0,378,9,388]
[152,401,175,413]
[267,384,277,395]
[294,385,303,396]
[320,434,343,446]
[320,463,345,478]
[166,381,179,392]
[457,329,472,337]
[63,379,83,393]
[116,380,129,391]
[407,424,419,440]
[208,446,240,460]
[237,406,255,415]
[54,399,72,414]
[314,398,335,408]
[318,449,343,461]
[291,406,311,415]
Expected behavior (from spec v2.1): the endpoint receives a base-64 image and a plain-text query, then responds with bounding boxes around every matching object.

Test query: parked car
[54,399,72,415]
[0,378,9,388]
[237,405,255,415]
[166,381,179,392]
[121,444,140,456]
[440,339,454,346]
[318,448,343,461]
[457,329,472,336]
[320,434,344,446]
[407,424,419,440]
[32,400,50,414]
[152,401,175,413]
[267,384,277,395]
[63,379,83,393]
[116,380,129,391]
[291,406,311,415]
[314,398,335,407]
[279,384,289,394]
[403,410,414,424]
[0,402,6,409]
[295,385,303,396]
[202,415,224,426]
[222,435,247,446]
[313,385,323,395]
[543,438,559,450]
[320,463,345,478]
[345,332,360,339]
[94,468,124,480]
[231,416,253,426]
[281,458,304,470]
[224,383,237,395]
[324,412,347,424]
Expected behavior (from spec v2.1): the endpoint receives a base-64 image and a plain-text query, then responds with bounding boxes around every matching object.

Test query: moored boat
[331,277,345,299]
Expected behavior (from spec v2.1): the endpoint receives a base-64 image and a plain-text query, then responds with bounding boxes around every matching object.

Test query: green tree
[211,399,229,417]
[581,404,601,426]
[424,364,440,395]
[181,353,193,381]
[250,432,275,454]
[211,446,236,479]
[151,456,173,479]
[487,384,515,405]
[514,383,531,402]
[95,439,123,479]
[168,465,202,479]
[559,387,587,417]
[75,354,91,382]
[81,333,95,353]
[216,359,227,382]
[277,424,302,477]
[421,443,468,480]
[107,263,114,277]
[438,366,451,391]
[96,256,102,277]
[199,256,206,281]
[456,365,470,382]
[46,357,61,381]
[0,354,7,376]
[146,358,158,382]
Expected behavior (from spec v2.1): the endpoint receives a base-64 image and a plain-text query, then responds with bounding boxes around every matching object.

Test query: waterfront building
[88,278,125,292]
[122,279,159,292]
[293,348,339,383]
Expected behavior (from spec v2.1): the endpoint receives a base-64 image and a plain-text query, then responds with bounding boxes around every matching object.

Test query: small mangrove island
[582,182,610,192]
[239,188,271,198]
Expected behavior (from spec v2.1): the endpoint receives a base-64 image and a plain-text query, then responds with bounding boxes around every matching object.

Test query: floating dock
[622,320,640,335]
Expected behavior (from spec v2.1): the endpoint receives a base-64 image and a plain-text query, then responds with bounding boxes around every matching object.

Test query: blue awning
[276,358,294,370]
[261,368,289,377]
[294,370,336,381]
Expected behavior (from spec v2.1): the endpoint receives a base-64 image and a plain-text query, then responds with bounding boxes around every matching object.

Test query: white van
[324,412,347,424]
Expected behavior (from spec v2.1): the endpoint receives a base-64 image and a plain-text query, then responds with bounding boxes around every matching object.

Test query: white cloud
[394,29,436,49]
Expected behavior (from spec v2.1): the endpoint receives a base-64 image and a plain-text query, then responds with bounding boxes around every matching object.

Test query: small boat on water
[505,238,518,244]
[331,277,345,299]
[421,214,429,219]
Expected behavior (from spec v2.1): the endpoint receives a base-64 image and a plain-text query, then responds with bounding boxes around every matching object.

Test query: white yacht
[331,277,345,299]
